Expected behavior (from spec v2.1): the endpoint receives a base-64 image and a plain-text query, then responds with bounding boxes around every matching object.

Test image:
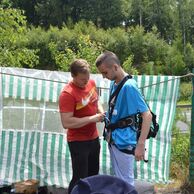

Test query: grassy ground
[155,180,194,194]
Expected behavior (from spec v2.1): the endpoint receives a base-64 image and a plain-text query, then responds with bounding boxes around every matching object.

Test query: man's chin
[78,84,86,88]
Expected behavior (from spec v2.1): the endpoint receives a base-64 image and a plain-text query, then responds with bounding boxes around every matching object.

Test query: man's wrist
[137,141,145,145]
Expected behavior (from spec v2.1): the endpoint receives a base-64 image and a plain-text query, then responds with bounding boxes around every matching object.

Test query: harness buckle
[117,117,134,128]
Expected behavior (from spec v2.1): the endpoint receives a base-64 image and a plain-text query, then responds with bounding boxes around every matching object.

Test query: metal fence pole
[189,68,194,181]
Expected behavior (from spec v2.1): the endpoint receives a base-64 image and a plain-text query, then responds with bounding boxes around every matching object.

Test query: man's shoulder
[88,79,96,86]
[63,82,72,90]
[61,83,74,96]
[124,78,137,88]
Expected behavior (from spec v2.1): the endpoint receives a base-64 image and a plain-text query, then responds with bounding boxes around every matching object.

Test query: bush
[178,82,192,103]
[0,8,38,68]
[170,128,190,186]
[170,106,190,189]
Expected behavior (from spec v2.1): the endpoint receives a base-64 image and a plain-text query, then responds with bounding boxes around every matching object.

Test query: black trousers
[67,137,100,194]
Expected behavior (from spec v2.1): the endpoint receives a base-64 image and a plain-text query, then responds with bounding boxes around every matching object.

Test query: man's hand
[134,142,145,161]
[95,112,105,122]
[60,112,105,129]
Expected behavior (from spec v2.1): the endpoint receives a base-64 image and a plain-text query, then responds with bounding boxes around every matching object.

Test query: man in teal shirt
[95,51,152,186]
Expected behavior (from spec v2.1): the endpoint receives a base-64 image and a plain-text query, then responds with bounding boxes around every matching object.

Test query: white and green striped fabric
[132,75,180,183]
[0,67,180,187]
[0,130,111,188]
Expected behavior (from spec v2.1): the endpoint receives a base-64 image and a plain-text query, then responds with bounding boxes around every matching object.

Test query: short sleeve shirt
[109,78,149,148]
[59,79,99,142]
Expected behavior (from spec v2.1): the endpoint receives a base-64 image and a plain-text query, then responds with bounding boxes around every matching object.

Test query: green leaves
[0,8,38,67]
[0,6,193,75]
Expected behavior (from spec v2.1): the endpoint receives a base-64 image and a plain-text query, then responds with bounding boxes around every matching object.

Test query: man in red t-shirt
[59,59,104,194]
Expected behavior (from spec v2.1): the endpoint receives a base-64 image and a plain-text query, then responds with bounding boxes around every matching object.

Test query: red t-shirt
[59,79,99,142]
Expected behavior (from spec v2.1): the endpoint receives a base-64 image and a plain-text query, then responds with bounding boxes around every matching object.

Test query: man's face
[97,63,116,81]
[72,72,90,88]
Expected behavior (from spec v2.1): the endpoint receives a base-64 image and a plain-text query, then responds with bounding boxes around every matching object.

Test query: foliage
[0,8,38,67]
[126,26,175,75]
[0,6,194,75]
[163,35,188,75]
[25,22,177,74]
[129,0,175,40]
[170,132,190,180]
[26,24,103,71]
[35,0,68,28]
[123,55,138,75]
[178,82,192,102]
[170,107,190,184]
[184,43,194,73]
[165,46,186,75]
[0,8,27,45]
[48,41,72,72]
[48,35,102,73]
[0,48,39,68]
[75,35,102,73]
[0,0,13,8]
[4,0,194,57]
[127,26,146,67]
[64,0,130,28]
[103,27,130,62]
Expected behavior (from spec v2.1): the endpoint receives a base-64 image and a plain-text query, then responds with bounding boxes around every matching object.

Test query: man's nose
[84,80,88,85]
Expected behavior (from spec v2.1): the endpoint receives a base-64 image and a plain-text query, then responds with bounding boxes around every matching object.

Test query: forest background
[0,0,193,192]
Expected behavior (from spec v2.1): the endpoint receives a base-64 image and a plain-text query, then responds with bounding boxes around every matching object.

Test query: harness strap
[108,75,132,122]
[119,147,135,155]
[106,115,136,130]
[115,146,148,163]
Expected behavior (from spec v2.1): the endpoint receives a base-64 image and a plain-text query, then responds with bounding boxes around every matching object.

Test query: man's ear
[113,63,118,71]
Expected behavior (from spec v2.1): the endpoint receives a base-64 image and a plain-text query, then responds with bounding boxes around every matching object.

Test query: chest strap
[106,115,136,131]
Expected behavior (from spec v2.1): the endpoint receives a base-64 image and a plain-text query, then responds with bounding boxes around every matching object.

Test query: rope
[0,72,68,84]
[140,73,194,89]
[0,71,194,90]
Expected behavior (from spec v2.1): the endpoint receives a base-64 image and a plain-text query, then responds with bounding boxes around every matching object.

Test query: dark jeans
[68,137,100,194]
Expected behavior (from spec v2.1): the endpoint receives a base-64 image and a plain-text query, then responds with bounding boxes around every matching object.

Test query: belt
[119,147,135,155]
[112,145,148,163]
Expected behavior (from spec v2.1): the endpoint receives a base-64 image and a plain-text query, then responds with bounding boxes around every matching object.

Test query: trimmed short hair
[70,59,90,76]
[95,51,120,67]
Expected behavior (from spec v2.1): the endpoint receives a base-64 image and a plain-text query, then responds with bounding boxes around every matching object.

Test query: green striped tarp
[0,130,111,188]
[0,67,180,187]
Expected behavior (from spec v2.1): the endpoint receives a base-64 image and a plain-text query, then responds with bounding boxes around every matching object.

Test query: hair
[70,59,90,76]
[95,51,121,67]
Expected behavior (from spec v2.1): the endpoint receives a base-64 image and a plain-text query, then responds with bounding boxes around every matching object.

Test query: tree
[129,0,175,41]
[0,8,38,67]
[8,0,38,25]
[67,0,131,28]
[35,0,69,28]
[176,0,194,52]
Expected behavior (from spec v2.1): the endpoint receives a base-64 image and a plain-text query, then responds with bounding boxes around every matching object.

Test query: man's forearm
[137,111,152,144]
[97,101,104,113]
[60,113,103,129]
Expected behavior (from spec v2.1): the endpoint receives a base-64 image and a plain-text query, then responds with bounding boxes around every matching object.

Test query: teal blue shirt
[108,77,148,149]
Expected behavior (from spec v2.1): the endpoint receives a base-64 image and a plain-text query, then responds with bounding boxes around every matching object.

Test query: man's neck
[115,70,128,84]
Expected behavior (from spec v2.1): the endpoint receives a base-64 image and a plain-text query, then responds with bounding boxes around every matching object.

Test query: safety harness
[103,75,159,158]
